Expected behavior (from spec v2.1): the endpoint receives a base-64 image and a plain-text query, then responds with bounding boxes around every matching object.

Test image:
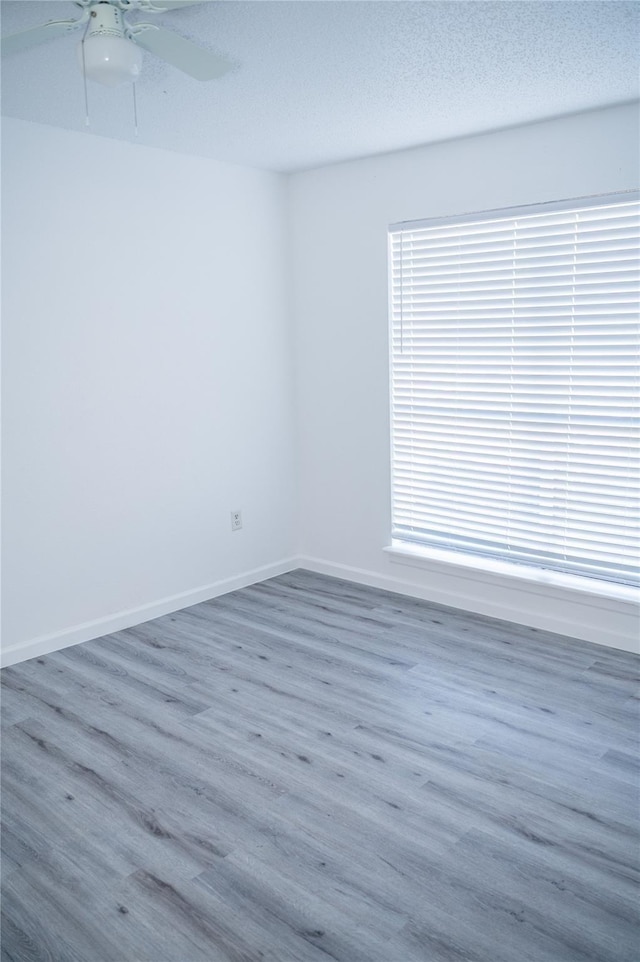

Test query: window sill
[384,542,640,607]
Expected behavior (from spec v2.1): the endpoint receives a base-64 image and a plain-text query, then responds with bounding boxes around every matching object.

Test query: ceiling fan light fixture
[78,33,142,87]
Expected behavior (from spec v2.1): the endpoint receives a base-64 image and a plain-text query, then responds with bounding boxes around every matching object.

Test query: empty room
[1,1,639,960]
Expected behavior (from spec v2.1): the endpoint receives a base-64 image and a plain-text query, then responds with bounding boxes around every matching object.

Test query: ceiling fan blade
[1,17,85,57]
[132,24,233,80]
[136,1,210,10]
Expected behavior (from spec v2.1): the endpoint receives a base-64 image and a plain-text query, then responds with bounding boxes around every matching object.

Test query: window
[389,191,640,587]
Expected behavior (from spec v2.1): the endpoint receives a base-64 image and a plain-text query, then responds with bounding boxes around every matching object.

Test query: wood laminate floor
[1,569,639,962]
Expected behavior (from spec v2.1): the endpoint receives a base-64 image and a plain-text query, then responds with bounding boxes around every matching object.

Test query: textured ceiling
[1,0,638,172]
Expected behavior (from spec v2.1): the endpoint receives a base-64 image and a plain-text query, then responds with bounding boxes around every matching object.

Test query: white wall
[1,118,296,665]
[3,105,638,664]
[289,104,640,652]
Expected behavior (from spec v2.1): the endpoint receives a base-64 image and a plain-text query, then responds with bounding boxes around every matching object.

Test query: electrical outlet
[230,510,242,531]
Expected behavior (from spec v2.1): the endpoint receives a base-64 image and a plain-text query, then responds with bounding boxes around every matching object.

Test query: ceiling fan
[1,0,233,86]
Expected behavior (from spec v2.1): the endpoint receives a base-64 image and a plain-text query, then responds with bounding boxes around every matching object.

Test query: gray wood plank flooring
[1,569,639,962]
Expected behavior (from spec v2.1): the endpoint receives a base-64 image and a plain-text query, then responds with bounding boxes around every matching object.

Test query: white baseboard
[297,555,640,654]
[3,553,637,667]
[0,558,299,668]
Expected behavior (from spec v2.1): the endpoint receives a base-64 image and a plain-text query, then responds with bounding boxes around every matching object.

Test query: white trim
[390,188,640,233]
[298,554,640,654]
[384,542,639,604]
[0,558,299,668]
[3,553,637,668]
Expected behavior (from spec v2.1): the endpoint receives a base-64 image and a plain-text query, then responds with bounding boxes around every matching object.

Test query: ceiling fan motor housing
[87,3,127,40]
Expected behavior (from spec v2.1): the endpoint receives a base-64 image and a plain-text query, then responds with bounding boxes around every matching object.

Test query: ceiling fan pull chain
[80,18,92,126]
[132,82,139,136]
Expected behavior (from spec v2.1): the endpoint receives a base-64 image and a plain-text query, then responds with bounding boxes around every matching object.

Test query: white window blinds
[389,192,640,587]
